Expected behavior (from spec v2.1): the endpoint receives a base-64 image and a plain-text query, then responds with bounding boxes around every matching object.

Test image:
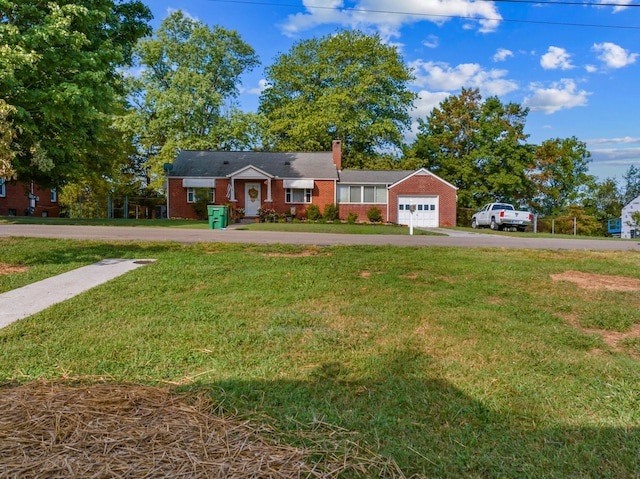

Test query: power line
[488,0,638,6]
[207,0,640,30]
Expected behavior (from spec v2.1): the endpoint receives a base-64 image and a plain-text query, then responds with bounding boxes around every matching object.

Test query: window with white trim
[285,188,312,203]
[337,185,387,204]
[50,188,57,203]
[187,187,215,203]
[0,178,5,197]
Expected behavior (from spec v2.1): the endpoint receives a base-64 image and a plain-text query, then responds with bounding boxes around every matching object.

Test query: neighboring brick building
[0,179,59,217]
[167,140,458,227]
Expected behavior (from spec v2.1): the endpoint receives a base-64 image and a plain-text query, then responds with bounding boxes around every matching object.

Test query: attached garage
[389,169,458,227]
[397,196,439,227]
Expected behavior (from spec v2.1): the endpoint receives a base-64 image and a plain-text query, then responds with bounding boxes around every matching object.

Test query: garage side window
[0,178,5,198]
[338,185,387,204]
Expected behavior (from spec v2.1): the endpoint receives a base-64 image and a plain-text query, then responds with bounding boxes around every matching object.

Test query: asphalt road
[2,223,640,251]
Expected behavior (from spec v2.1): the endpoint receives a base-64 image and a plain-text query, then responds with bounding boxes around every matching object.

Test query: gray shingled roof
[169,150,339,180]
[338,169,414,184]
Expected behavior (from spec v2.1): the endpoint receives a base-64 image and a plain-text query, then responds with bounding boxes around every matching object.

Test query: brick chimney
[332,140,342,170]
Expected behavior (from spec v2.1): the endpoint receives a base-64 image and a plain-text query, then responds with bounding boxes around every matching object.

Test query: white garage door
[397,196,439,227]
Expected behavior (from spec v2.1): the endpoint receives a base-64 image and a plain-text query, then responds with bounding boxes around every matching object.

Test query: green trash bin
[207,205,229,229]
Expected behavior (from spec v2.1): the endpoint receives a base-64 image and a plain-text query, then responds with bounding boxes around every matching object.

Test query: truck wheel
[490,218,500,231]
[471,218,478,229]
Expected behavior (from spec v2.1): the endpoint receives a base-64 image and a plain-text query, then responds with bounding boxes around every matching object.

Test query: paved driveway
[2,223,640,251]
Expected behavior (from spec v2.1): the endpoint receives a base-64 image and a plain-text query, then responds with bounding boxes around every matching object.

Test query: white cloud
[245,79,268,96]
[493,48,513,62]
[423,35,439,49]
[593,42,638,69]
[523,79,590,114]
[281,0,503,39]
[585,64,597,73]
[589,147,640,165]
[594,0,634,13]
[413,90,450,118]
[405,90,451,142]
[587,136,640,145]
[410,60,518,96]
[167,8,199,21]
[540,46,574,70]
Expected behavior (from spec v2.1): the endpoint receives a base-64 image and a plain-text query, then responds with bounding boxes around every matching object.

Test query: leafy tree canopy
[409,88,532,208]
[583,177,623,221]
[0,0,152,186]
[121,10,260,187]
[526,137,594,216]
[0,100,18,179]
[259,29,416,167]
[622,164,640,205]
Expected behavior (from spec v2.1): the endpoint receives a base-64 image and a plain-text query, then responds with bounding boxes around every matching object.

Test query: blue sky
[141,0,640,181]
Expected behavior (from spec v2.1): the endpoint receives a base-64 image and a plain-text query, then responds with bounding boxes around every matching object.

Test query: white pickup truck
[471,203,533,232]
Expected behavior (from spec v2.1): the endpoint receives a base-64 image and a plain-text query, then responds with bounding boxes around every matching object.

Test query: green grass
[0,215,440,235]
[237,221,439,235]
[1,238,639,477]
[0,215,209,228]
[457,226,626,240]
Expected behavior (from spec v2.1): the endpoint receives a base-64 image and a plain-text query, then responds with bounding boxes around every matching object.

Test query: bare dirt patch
[400,272,418,280]
[0,262,28,275]
[550,270,640,292]
[560,313,640,356]
[0,381,405,478]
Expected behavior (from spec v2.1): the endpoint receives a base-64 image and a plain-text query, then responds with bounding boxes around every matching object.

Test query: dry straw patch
[0,381,406,478]
[0,262,28,275]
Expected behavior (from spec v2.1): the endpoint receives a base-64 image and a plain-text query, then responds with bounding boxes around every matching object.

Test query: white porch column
[231,177,237,202]
[266,178,272,202]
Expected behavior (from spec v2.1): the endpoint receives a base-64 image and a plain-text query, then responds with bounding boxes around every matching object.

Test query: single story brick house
[167,140,457,227]
[621,194,640,239]
[0,179,59,217]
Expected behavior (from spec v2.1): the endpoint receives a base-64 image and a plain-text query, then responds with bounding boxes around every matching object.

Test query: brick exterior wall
[168,171,457,226]
[338,204,388,222]
[168,178,198,219]
[389,172,457,227]
[168,177,337,220]
[0,182,59,217]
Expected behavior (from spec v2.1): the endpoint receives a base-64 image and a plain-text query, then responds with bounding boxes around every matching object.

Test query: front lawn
[0,216,440,235]
[1,238,639,477]
[0,215,208,228]
[237,221,438,235]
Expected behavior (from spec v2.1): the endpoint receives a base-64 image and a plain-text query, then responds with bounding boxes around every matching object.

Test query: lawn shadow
[1,238,179,267]
[202,345,639,478]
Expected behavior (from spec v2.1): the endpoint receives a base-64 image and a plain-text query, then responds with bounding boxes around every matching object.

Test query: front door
[245,183,261,216]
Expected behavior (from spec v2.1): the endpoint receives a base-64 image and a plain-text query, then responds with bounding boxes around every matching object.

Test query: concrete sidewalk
[0,258,156,330]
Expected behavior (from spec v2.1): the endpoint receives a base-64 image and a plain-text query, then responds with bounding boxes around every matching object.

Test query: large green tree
[259,30,416,166]
[622,164,640,205]
[583,177,623,221]
[121,11,260,185]
[0,0,152,186]
[526,137,594,216]
[409,88,532,208]
[0,100,18,179]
